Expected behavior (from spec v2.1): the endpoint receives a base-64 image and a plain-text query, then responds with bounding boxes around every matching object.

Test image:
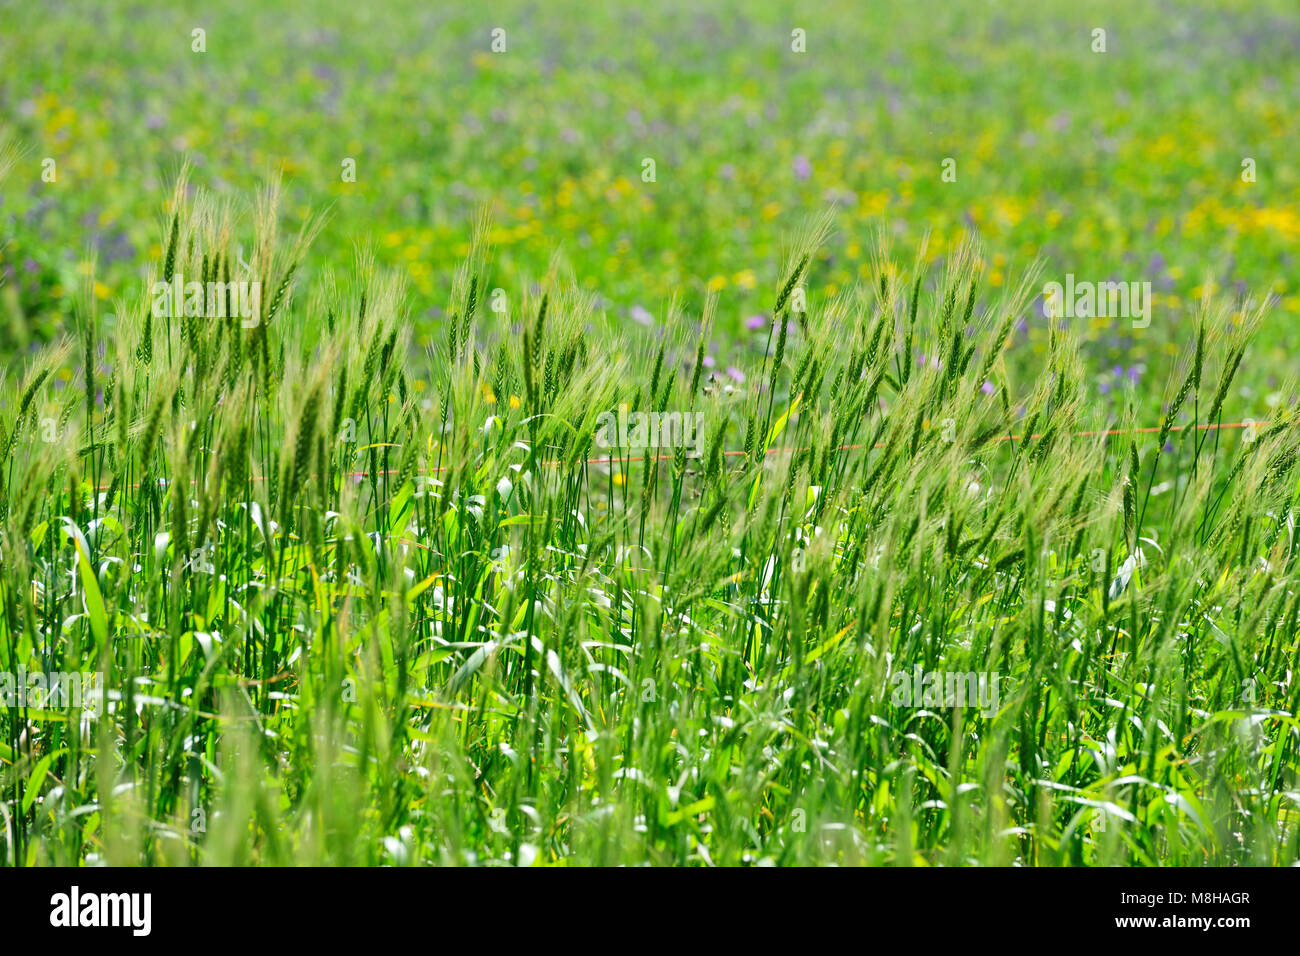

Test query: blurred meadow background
[3,0,1298,403]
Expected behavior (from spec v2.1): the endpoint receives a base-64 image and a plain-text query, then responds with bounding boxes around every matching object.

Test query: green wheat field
[1,0,1299,866]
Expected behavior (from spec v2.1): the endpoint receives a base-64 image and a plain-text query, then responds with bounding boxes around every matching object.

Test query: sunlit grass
[1,171,1297,866]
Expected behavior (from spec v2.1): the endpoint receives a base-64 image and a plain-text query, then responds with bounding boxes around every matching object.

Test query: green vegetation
[1,0,1297,867]
[1,170,1297,865]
